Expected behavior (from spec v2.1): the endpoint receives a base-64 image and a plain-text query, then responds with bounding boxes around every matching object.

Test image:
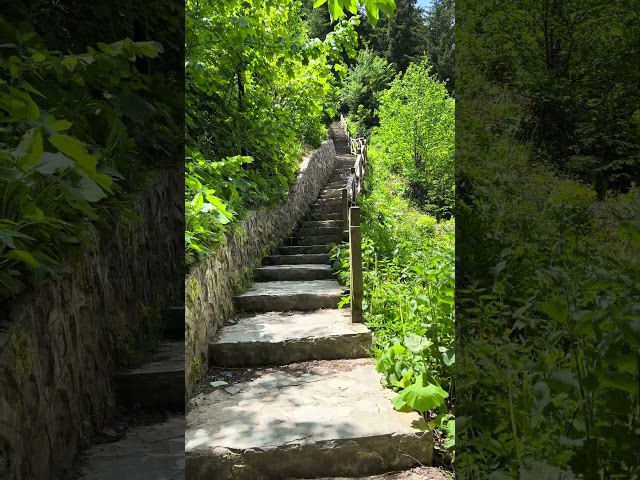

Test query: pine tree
[386,0,427,72]
[424,0,454,93]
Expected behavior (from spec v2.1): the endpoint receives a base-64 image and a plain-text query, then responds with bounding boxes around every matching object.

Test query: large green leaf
[5,249,40,267]
[398,383,448,414]
[48,135,112,191]
[34,152,75,174]
[14,127,43,170]
[537,300,569,323]
[61,170,107,203]
[403,333,430,353]
[376,344,406,372]
[48,134,98,173]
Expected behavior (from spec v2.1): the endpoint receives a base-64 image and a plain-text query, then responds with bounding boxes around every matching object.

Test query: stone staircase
[185,123,432,479]
[75,305,186,479]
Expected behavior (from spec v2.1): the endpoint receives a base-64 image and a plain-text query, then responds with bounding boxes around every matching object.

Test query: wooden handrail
[338,114,367,323]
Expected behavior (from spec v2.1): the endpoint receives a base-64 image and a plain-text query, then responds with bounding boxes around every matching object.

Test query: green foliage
[302,0,333,40]
[385,0,427,72]
[456,0,640,476]
[339,49,395,137]
[461,0,640,195]
[314,0,397,27]
[0,20,168,299]
[185,0,359,265]
[372,63,454,218]
[354,0,429,73]
[423,0,454,93]
[331,138,455,453]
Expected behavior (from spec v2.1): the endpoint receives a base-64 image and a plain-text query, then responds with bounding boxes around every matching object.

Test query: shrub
[338,49,395,137]
[372,63,454,218]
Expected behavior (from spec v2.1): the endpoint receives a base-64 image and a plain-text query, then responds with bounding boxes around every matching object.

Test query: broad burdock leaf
[397,383,448,414]
[34,152,74,174]
[403,333,430,353]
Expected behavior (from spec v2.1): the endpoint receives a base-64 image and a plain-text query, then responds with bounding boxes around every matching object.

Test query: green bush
[338,49,395,137]
[185,0,359,265]
[0,20,169,300]
[372,63,454,218]
[456,30,640,475]
[331,142,455,454]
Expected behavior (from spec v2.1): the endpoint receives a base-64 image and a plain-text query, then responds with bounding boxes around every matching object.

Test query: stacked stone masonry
[185,140,336,399]
[0,169,183,480]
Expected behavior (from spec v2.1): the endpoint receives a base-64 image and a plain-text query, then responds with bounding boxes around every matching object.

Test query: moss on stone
[186,276,201,306]
[9,328,37,383]
[189,353,205,385]
[109,302,163,368]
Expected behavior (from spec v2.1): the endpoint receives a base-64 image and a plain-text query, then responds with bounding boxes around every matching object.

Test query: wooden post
[341,188,349,241]
[349,206,363,323]
[351,167,356,203]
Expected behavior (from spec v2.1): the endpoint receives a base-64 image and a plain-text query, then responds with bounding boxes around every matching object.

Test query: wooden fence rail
[339,114,367,323]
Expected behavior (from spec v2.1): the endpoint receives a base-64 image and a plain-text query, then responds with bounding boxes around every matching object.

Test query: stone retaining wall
[0,168,182,480]
[185,141,336,398]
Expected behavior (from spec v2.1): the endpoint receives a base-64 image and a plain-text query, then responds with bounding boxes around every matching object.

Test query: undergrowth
[332,116,455,461]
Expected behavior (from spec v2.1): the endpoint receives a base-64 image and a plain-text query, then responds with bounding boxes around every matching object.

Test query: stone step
[234,280,344,312]
[277,244,331,255]
[263,253,331,265]
[161,305,184,340]
[313,198,342,205]
[284,235,341,246]
[299,220,342,229]
[324,182,347,189]
[255,264,334,281]
[113,341,185,410]
[320,189,343,196]
[315,198,341,205]
[310,204,342,214]
[209,310,371,367]
[304,212,343,221]
[292,227,342,237]
[309,467,438,479]
[185,359,433,479]
[74,416,185,479]
[319,195,342,202]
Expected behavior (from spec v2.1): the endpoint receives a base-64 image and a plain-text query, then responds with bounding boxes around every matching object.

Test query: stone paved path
[74,307,185,480]
[74,416,185,480]
[185,123,432,479]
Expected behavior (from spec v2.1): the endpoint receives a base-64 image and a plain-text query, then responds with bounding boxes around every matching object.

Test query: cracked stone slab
[303,212,343,221]
[234,280,345,312]
[300,220,343,228]
[255,264,334,281]
[263,253,331,266]
[305,467,453,480]
[114,341,185,409]
[186,359,432,479]
[76,416,185,480]
[278,244,332,255]
[284,234,342,246]
[210,310,371,367]
[293,227,343,237]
